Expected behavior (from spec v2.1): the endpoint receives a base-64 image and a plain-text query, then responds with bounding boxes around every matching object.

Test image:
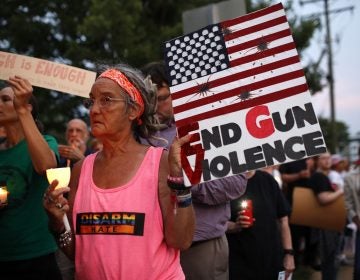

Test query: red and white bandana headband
[98,69,145,123]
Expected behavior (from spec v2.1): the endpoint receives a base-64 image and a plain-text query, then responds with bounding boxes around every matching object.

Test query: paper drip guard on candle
[46,167,71,232]
[46,167,71,189]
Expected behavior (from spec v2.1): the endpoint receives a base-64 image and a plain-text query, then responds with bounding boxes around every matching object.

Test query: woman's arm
[7,76,57,173]
[158,135,195,250]
[317,188,343,205]
[44,160,83,260]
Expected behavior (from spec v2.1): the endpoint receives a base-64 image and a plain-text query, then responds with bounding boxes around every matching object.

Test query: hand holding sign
[6,75,33,112]
[164,3,326,186]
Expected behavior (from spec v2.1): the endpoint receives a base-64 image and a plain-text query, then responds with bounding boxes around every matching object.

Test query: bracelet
[170,189,192,214]
[175,189,191,196]
[51,228,72,248]
[283,249,294,256]
[167,175,184,184]
[58,230,72,248]
[167,175,188,191]
[176,191,192,208]
[177,197,192,208]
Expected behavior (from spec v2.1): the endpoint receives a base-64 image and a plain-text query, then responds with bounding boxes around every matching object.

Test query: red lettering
[35,61,45,74]
[178,122,205,185]
[246,105,275,139]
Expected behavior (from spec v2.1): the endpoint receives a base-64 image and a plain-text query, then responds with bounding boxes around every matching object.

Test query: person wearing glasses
[141,61,247,280]
[43,63,195,280]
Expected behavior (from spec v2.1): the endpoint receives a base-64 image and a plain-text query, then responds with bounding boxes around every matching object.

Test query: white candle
[0,187,8,204]
[63,214,71,232]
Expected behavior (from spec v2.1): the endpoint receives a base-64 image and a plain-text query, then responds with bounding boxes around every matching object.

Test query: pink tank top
[73,147,184,280]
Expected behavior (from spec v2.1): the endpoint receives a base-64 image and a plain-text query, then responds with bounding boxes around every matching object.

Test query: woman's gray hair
[96,63,163,141]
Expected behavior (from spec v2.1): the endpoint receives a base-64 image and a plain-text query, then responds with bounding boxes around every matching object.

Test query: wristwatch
[284,249,295,255]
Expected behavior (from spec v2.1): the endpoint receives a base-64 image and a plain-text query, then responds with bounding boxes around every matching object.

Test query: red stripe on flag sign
[226,28,292,54]
[173,69,306,115]
[223,16,288,41]
[171,53,300,101]
[164,2,309,129]
[175,84,309,128]
[221,3,284,29]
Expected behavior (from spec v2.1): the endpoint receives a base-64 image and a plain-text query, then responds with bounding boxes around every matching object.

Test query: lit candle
[0,187,8,204]
[46,167,71,189]
[241,199,254,226]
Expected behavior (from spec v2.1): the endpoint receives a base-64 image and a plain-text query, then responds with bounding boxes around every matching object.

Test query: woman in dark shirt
[309,153,344,280]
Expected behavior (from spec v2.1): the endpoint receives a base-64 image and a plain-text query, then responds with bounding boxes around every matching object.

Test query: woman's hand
[43,180,70,232]
[168,134,192,177]
[6,76,33,113]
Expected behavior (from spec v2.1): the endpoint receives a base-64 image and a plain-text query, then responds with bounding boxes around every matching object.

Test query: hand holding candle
[46,167,71,231]
[237,199,254,228]
[0,186,8,207]
[46,167,71,190]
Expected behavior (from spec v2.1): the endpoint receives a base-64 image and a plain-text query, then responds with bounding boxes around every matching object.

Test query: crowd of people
[0,62,359,280]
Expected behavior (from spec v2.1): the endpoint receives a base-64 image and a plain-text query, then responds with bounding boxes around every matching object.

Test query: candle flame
[241,200,248,209]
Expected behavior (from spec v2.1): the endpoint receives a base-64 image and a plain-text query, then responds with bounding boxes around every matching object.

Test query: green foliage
[318,117,350,153]
[1,0,324,138]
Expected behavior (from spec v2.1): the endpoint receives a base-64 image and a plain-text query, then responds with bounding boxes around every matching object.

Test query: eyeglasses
[83,96,126,109]
[157,93,171,103]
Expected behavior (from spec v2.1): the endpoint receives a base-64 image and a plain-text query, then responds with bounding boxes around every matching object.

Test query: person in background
[58,118,91,167]
[227,170,295,280]
[329,154,345,191]
[329,154,353,266]
[344,156,360,279]
[309,153,344,280]
[44,63,195,280]
[262,165,283,189]
[279,158,317,267]
[0,77,61,279]
[141,61,247,280]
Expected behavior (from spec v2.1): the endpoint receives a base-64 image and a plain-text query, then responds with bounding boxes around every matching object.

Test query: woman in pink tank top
[44,64,195,280]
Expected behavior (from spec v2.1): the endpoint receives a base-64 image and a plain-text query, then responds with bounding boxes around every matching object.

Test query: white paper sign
[0,51,96,97]
[164,3,326,186]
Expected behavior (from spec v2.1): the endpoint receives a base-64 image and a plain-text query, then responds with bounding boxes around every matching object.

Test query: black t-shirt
[309,171,333,195]
[279,159,310,205]
[227,170,291,280]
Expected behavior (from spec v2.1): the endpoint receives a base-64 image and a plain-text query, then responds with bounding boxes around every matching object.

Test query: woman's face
[317,153,332,171]
[0,87,17,125]
[88,78,133,138]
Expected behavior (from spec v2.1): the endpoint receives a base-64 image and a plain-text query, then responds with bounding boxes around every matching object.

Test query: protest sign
[0,51,96,97]
[164,3,326,186]
[290,187,346,232]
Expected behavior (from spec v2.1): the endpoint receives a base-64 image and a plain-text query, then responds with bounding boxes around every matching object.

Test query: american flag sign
[164,3,326,186]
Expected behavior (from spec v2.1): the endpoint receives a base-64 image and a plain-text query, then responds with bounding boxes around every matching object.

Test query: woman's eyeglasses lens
[83,97,124,109]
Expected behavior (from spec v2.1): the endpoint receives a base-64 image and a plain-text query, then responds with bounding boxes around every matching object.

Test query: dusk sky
[288,0,359,137]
